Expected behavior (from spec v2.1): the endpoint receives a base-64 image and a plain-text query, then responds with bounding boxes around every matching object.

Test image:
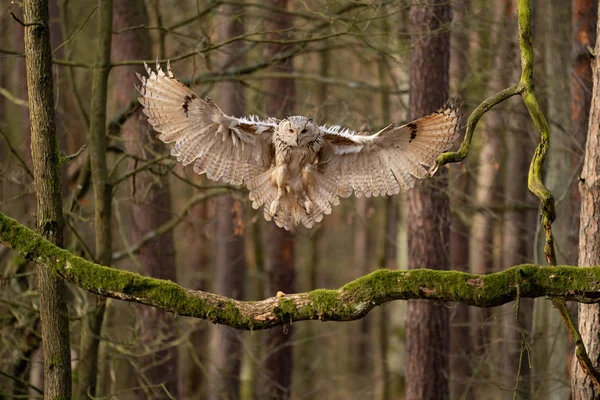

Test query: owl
[137,62,461,230]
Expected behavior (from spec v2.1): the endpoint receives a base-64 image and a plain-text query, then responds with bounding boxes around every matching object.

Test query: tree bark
[23,0,72,398]
[449,1,472,398]
[111,0,178,397]
[502,98,536,400]
[77,0,112,397]
[207,4,248,400]
[572,4,600,398]
[545,0,574,265]
[258,2,297,399]
[469,2,514,360]
[405,1,451,400]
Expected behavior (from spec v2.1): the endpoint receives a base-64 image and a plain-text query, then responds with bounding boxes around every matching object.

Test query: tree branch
[3,210,600,330]
[516,0,600,390]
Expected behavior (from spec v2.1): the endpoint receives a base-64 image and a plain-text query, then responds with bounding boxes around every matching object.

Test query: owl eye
[289,129,294,134]
[301,128,307,133]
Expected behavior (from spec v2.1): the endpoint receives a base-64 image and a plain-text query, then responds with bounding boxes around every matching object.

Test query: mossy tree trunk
[572,3,600,398]
[23,0,72,398]
[259,2,297,399]
[207,4,248,400]
[405,1,451,399]
[111,0,179,397]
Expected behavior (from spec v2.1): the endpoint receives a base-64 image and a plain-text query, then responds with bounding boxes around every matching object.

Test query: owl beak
[296,136,300,145]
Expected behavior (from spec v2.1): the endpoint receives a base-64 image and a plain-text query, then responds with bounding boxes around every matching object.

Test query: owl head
[276,116,319,146]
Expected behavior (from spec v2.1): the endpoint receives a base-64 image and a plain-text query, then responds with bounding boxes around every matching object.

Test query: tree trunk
[501,103,536,400]
[405,1,451,400]
[179,198,210,399]
[77,0,112,397]
[469,2,514,363]
[258,1,296,399]
[207,4,248,400]
[545,0,574,265]
[352,196,373,381]
[23,0,72,398]
[111,1,178,397]
[572,4,600,398]
[449,1,472,398]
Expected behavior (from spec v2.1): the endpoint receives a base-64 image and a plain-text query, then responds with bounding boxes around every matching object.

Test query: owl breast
[273,140,319,194]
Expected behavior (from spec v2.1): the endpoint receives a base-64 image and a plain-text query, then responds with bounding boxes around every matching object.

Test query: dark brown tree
[258,1,296,399]
[572,3,600,398]
[207,4,248,400]
[23,0,72,397]
[77,0,112,397]
[405,1,451,399]
[448,1,472,398]
[112,0,178,397]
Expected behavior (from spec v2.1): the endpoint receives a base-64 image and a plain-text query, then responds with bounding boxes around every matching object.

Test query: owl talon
[270,198,281,216]
[304,199,314,215]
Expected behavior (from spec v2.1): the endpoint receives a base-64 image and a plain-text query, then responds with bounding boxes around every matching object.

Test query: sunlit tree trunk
[405,1,451,399]
[572,3,600,398]
[23,0,72,397]
[207,4,248,400]
[112,0,178,397]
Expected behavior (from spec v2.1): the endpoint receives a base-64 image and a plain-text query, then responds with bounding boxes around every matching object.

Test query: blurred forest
[0,0,599,399]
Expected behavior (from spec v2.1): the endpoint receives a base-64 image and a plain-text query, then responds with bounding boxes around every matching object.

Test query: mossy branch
[516,0,600,390]
[434,84,523,167]
[4,211,600,330]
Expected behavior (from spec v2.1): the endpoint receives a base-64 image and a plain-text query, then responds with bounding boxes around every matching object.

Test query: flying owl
[137,62,461,230]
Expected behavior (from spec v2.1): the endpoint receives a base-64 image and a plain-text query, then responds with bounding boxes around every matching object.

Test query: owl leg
[270,165,289,216]
[300,168,315,216]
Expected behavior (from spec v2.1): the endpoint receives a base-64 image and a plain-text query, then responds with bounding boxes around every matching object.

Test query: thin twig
[0,126,33,179]
[9,10,44,28]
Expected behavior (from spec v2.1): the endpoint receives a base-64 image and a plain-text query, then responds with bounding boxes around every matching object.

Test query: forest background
[0,0,599,399]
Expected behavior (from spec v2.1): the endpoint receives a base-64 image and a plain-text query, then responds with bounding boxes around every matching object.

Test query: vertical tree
[449,1,471,397]
[207,3,247,400]
[469,2,513,361]
[111,0,178,397]
[352,196,372,381]
[405,1,451,399]
[23,0,72,397]
[572,3,600,398]
[77,0,112,397]
[545,1,574,265]
[258,1,296,399]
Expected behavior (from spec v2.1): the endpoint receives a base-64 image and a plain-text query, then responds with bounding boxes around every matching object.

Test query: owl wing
[136,61,277,186]
[318,102,461,198]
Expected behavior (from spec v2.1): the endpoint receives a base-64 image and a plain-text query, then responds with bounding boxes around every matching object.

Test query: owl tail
[248,168,343,231]
[247,170,301,230]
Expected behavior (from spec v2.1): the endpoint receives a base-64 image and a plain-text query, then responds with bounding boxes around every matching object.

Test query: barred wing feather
[136,61,277,186]
[319,103,461,198]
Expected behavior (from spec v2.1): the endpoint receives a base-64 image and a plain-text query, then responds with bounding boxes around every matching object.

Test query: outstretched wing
[136,61,277,186]
[318,102,461,198]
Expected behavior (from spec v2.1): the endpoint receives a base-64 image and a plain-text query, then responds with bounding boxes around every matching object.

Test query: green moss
[273,297,298,321]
